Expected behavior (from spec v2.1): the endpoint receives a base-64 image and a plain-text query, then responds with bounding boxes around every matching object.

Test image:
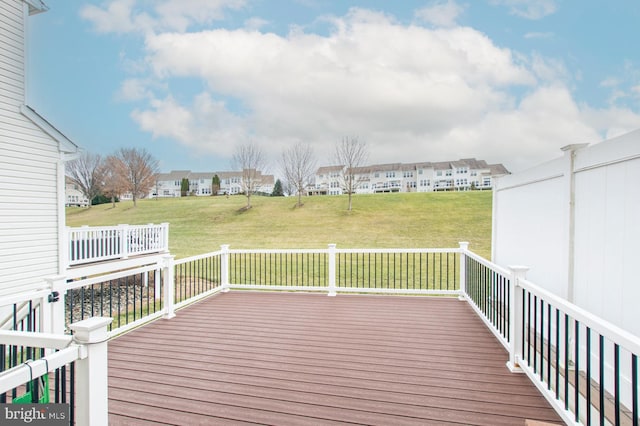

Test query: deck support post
[221,245,230,292]
[328,244,337,296]
[458,242,469,300]
[507,265,529,373]
[162,254,176,319]
[70,317,113,426]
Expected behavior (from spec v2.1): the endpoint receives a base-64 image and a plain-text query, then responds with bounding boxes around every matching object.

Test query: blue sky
[27,0,640,173]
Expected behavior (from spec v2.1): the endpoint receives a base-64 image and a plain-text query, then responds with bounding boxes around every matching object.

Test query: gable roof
[20,105,78,155]
[24,0,49,15]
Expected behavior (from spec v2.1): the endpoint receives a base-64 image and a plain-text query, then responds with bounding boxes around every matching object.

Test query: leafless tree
[281,142,317,207]
[65,151,105,208]
[232,143,267,209]
[335,137,369,211]
[102,155,128,207]
[113,148,159,207]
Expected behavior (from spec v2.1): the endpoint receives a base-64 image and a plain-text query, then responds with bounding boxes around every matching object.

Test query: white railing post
[161,222,170,252]
[221,245,230,292]
[458,242,469,300]
[118,224,129,259]
[162,254,176,319]
[69,316,113,426]
[44,275,67,335]
[507,265,529,373]
[328,244,337,296]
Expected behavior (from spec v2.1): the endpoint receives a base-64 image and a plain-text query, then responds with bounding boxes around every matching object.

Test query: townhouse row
[311,158,509,195]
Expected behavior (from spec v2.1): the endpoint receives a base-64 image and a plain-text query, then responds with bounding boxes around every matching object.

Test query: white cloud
[81,0,246,34]
[131,94,248,157]
[99,5,640,173]
[415,0,465,28]
[490,0,558,20]
[244,17,269,31]
[524,31,553,39]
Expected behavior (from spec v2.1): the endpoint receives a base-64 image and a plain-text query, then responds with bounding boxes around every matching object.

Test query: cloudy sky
[28,0,640,173]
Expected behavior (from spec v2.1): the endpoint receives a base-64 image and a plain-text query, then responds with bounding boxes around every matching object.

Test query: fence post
[221,245,230,292]
[161,222,170,252]
[507,265,529,373]
[458,242,469,300]
[70,316,113,426]
[328,244,337,296]
[44,275,67,336]
[118,224,129,259]
[162,254,176,319]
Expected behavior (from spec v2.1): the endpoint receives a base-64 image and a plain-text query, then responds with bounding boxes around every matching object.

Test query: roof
[24,0,49,15]
[20,105,78,155]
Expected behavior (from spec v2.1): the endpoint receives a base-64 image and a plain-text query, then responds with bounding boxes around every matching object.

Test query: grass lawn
[66,191,493,259]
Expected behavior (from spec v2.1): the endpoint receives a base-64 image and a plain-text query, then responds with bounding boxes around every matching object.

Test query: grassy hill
[66,191,493,259]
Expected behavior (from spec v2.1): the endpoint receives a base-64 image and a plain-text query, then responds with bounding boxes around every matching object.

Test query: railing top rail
[336,247,460,254]
[464,249,512,277]
[519,277,640,356]
[0,329,73,350]
[228,248,326,255]
[0,345,80,395]
[0,289,49,309]
[175,250,223,265]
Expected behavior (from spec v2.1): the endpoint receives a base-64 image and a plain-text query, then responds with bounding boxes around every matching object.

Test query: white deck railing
[2,240,638,425]
[65,223,169,267]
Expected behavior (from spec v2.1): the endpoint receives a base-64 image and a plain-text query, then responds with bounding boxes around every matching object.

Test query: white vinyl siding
[0,0,62,297]
[0,0,25,106]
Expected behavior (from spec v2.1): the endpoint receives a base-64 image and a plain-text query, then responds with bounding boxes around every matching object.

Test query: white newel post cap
[70,317,113,344]
[458,241,469,250]
[508,265,530,277]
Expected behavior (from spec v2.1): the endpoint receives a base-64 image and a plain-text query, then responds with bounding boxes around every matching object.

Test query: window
[445,170,452,176]
[470,171,477,177]
[374,172,380,178]
[386,171,396,178]
[419,179,430,186]
[418,169,423,175]
[407,181,416,188]
[403,171,414,178]
[436,171,442,177]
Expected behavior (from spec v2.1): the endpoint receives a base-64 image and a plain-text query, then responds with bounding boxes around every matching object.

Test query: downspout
[560,143,588,303]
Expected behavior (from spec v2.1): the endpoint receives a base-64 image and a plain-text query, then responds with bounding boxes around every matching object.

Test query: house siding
[0,0,63,297]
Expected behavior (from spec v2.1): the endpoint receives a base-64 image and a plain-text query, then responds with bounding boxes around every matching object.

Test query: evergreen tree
[271,179,284,196]
[212,174,221,195]
[181,178,189,196]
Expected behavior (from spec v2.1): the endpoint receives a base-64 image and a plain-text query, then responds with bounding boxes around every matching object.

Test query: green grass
[66,191,493,259]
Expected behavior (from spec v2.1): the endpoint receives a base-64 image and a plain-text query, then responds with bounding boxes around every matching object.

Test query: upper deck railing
[65,223,169,268]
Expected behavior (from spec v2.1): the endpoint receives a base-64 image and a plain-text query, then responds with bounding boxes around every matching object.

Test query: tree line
[66,147,158,208]
[67,137,368,211]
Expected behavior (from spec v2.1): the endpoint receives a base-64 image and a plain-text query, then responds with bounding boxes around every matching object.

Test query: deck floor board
[108,292,563,425]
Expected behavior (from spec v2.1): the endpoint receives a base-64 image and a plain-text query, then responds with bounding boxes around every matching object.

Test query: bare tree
[335,137,369,211]
[232,143,267,209]
[102,155,128,208]
[113,148,159,207]
[65,151,105,208]
[281,142,317,207]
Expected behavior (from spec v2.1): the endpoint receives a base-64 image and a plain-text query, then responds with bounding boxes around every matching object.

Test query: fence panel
[335,249,459,293]
[175,252,223,305]
[228,250,328,290]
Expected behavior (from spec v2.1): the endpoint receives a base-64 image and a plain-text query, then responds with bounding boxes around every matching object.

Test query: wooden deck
[107,292,564,425]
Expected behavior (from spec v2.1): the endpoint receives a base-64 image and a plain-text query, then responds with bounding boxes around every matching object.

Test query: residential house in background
[151,169,275,198]
[65,176,89,207]
[0,0,79,297]
[311,158,509,195]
